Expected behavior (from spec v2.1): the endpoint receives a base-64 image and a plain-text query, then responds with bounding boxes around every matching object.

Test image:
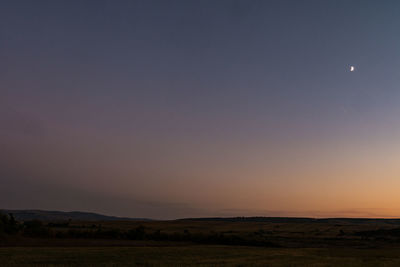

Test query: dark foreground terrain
[3,246,400,266]
[2,211,400,266]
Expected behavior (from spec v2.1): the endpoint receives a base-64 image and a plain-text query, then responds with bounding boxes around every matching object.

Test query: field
[3,217,400,266]
[3,246,400,266]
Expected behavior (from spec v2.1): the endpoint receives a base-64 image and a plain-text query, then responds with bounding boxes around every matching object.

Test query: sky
[1,0,400,219]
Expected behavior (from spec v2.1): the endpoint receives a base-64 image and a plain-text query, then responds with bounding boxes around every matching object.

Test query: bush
[127,225,146,240]
[23,220,50,237]
[0,213,20,235]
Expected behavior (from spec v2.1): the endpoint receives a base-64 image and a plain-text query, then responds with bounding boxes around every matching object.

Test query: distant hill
[0,209,151,222]
[3,210,400,224]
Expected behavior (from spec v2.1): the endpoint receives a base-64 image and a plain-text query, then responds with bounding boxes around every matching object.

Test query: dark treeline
[180,217,400,225]
[0,212,278,247]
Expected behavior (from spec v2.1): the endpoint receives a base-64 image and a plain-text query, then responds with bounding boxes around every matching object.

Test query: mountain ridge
[0,209,152,221]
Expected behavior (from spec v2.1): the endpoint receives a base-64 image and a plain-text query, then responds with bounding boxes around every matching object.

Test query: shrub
[0,213,20,235]
[23,220,50,237]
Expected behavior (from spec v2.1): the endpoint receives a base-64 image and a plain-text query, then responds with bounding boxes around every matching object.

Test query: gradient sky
[1,0,400,219]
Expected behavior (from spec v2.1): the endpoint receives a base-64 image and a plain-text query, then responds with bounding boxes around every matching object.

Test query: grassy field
[3,217,400,266]
[59,218,400,249]
[2,246,400,266]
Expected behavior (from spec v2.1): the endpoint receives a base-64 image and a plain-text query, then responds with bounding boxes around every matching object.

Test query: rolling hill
[1,209,151,221]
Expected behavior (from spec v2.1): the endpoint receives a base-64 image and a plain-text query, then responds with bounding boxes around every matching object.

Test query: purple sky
[1,0,400,219]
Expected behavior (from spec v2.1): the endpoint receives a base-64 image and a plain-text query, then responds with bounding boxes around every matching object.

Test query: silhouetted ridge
[0,209,151,221]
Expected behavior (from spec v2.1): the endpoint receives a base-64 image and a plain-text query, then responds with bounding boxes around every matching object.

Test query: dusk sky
[1,0,400,219]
